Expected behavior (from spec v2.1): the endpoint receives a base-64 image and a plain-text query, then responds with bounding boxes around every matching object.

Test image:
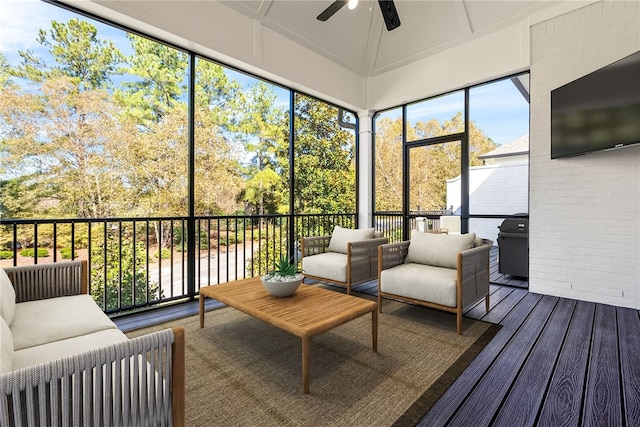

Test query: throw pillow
[405,231,476,269]
[0,268,16,325]
[327,226,375,254]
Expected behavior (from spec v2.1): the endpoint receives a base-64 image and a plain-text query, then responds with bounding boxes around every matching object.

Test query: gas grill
[497,215,529,278]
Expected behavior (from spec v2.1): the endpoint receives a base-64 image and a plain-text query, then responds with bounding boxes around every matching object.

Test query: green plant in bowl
[261,257,303,297]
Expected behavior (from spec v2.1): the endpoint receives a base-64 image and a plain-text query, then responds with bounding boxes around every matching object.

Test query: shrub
[20,248,49,258]
[0,251,13,260]
[154,248,171,259]
[90,234,162,312]
[219,234,237,246]
[60,247,77,259]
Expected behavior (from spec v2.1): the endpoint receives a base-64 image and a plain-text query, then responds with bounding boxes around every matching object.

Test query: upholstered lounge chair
[378,231,492,334]
[301,226,388,295]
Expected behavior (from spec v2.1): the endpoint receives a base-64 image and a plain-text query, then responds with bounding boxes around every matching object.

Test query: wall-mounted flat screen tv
[551,50,640,159]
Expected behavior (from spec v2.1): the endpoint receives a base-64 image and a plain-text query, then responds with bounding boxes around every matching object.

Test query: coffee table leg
[302,336,311,394]
[372,309,378,352]
[199,293,205,328]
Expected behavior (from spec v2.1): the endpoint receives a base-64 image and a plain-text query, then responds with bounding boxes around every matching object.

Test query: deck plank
[491,297,576,426]
[536,300,594,426]
[479,287,528,324]
[416,292,542,426]
[617,307,640,425]
[583,304,622,426]
[464,285,515,320]
[446,295,559,426]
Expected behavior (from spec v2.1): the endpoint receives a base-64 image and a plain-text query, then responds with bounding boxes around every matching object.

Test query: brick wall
[529,1,640,308]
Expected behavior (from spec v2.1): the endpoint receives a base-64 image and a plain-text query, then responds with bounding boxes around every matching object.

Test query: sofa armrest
[300,235,331,258]
[0,326,185,427]
[377,241,410,275]
[4,260,88,303]
[457,241,492,309]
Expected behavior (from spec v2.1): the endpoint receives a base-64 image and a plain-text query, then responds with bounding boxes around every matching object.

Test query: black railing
[0,213,356,315]
[374,210,452,243]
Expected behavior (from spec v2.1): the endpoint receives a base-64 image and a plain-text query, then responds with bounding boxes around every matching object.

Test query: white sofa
[378,231,492,334]
[301,226,388,294]
[0,261,185,426]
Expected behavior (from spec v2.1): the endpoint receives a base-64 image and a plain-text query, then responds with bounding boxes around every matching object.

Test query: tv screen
[551,50,640,159]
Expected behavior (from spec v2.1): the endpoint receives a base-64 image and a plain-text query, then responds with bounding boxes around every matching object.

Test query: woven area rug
[127,295,500,426]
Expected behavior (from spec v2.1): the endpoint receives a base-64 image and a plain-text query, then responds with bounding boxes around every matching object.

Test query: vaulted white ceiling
[217,0,564,77]
[74,0,589,110]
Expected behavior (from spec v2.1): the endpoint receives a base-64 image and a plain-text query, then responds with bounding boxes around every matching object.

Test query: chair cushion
[0,316,13,374]
[0,268,16,325]
[11,294,118,351]
[13,328,128,371]
[327,226,375,254]
[380,263,458,307]
[302,252,348,283]
[405,231,476,269]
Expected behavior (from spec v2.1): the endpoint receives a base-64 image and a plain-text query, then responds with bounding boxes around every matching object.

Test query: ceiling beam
[455,0,473,36]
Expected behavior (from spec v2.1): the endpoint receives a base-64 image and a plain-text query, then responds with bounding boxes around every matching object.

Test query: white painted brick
[529,0,640,309]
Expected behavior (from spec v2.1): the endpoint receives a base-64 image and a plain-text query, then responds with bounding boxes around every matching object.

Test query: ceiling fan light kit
[317,0,401,31]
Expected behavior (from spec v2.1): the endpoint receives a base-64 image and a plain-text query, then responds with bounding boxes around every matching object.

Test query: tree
[115,34,187,125]
[193,59,246,216]
[375,112,498,212]
[13,18,123,91]
[1,19,127,219]
[374,116,407,211]
[293,95,356,214]
[237,81,288,215]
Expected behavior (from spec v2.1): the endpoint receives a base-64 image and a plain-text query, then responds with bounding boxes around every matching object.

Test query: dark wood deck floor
[418,284,640,426]
[115,255,640,426]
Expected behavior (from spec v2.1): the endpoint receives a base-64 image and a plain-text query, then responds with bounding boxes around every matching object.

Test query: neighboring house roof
[479,134,529,160]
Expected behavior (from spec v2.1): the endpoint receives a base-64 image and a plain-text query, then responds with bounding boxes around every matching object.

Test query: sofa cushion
[0,316,13,374]
[11,294,118,351]
[328,226,375,254]
[405,231,476,269]
[302,252,348,283]
[0,268,16,325]
[380,263,458,307]
[13,328,128,371]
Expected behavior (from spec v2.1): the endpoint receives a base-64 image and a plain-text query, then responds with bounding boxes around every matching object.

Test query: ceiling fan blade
[378,0,401,31]
[317,0,348,22]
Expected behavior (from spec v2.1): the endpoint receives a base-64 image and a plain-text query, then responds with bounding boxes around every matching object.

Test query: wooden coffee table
[199,277,378,394]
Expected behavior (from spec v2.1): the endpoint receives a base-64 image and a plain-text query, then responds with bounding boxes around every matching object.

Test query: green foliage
[90,233,161,311]
[20,248,49,257]
[219,233,237,246]
[267,257,299,277]
[173,226,209,250]
[246,223,290,277]
[292,94,356,214]
[154,248,171,259]
[60,247,77,259]
[0,251,13,260]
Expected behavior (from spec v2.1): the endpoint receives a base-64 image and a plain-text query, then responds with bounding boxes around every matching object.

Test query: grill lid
[499,216,528,233]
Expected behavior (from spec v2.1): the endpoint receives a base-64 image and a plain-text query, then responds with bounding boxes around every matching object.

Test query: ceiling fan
[317,0,401,31]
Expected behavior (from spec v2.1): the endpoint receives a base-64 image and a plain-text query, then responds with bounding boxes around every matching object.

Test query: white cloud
[0,0,68,53]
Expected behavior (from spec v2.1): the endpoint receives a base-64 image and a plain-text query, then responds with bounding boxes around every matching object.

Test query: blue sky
[1,0,528,147]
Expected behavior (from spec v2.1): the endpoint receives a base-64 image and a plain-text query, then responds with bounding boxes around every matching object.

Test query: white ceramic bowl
[261,277,303,297]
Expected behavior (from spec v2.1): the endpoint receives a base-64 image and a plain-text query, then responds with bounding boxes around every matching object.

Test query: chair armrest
[377,241,410,275]
[4,260,88,303]
[347,237,389,283]
[0,327,185,426]
[457,242,492,308]
[300,235,331,258]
